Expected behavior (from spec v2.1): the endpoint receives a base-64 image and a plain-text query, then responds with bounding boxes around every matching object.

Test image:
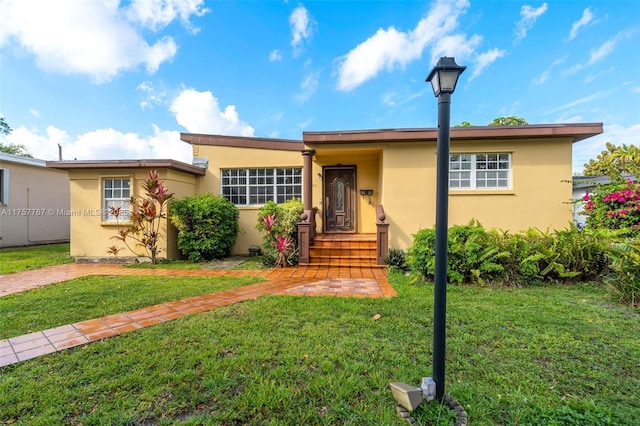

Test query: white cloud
[545,90,612,115]
[514,3,548,43]
[563,29,634,76]
[125,0,209,33]
[585,66,614,83]
[336,0,474,92]
[469,47,506,81]
[295,71,320,104]
[431,34,482,64]
[269,49,283,62]
[568,8,594,41]
[28,108,41,118]
[290,5,313,57]
[0,124,192,163]
[170,88,255,136]
[532,55,568,85]
[137,80,168,109]
[0,0,204,83]
[381,90,427,109]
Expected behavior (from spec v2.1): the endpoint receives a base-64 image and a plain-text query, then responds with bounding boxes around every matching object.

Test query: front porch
[298,148,389,268]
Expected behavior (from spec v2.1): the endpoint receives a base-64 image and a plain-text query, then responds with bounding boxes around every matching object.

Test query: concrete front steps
[300,233,384,268]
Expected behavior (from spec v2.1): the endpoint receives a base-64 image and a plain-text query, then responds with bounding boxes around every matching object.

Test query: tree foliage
[454,117,529,127]
[488,116,529,126]
[0,143,33,158]
[0,117,11,135]
[583,142,640,180]
[454,121,473,127]
[0,117,33,158]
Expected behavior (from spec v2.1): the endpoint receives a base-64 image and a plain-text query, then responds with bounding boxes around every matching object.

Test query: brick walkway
[0,264,396,367]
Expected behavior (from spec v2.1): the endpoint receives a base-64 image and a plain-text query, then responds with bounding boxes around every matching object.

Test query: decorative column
[302,149,315,211]
[298,149,316,265]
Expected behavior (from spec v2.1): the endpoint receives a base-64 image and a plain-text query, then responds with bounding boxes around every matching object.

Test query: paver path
[0,264,396,367]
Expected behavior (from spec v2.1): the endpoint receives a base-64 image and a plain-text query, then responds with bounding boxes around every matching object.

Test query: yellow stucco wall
[66,168,197,259]
[380,138,574,249]
[193,144,304,254]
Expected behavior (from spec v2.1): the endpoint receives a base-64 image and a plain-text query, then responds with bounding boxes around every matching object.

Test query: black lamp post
[426,57,466,400]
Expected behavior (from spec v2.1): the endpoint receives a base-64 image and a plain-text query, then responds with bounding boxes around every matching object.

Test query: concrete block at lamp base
[389,382,423,411]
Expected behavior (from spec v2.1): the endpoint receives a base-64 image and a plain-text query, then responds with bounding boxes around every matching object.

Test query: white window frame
[102,177,131,222]
[449,153,512,190]
[221,167,302,206]
[0,168,8,205]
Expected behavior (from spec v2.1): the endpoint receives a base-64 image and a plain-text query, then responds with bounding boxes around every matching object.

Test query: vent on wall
[192,157,209,169]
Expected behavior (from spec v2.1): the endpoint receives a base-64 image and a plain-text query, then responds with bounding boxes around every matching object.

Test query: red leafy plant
[107,170,174,264]
[262,214,277,234]
[274,235,293,268]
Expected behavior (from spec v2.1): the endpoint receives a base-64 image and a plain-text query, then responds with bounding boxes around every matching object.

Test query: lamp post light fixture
[426,56,466,401]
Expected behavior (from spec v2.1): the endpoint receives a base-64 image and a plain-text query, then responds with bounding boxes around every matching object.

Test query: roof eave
[303,123,604,145]
[181,133,304,151]
[46,159,207,176]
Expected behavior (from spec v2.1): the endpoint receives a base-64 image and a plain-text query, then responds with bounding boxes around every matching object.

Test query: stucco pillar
[302,149,315,211]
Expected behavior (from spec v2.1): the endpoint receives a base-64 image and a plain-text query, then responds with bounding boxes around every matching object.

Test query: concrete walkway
[0,264,396,367]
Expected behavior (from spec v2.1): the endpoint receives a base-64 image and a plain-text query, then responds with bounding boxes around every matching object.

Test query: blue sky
[0,0,638,173]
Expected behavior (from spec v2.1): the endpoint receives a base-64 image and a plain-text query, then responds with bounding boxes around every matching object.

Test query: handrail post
[298,210,312,264]
[376,204,389,265]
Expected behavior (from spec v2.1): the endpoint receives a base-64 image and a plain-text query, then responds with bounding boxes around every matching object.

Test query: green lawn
[1,272,638,425]
[0,275,265,338]
[0,243,73,274]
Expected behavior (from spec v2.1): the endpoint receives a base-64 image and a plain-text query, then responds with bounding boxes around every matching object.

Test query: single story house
[0,152,70,247]
[48,123,603,265]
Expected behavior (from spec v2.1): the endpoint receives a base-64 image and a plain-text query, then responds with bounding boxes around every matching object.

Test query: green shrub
[552,226,612,281]
[408,221,616,287]
[606,239,640,306]
[256,199,303,267]
[408,221,507,285]
[170,194,239,261]
[382,248,407,271]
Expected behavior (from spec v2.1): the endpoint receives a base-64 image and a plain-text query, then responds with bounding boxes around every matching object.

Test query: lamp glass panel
[430,74,441,96]
[439,70,460,92]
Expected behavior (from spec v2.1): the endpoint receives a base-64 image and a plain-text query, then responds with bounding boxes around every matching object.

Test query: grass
[123,256,267,270]
[0,243,73,274]
[124,259,209,270]
[1,272,639,425]
[232,256,265,270]
[0,275,264,339]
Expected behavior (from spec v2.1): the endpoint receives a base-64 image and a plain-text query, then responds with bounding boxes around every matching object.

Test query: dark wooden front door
[324,166,356,233]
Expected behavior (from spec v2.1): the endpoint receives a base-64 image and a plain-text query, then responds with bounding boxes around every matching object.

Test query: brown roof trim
[46,159,207,176]
[303,123,603,145]
[181,133,304,151]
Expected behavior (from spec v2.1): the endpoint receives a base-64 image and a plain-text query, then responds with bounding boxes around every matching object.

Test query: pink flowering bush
[581,178,640,234]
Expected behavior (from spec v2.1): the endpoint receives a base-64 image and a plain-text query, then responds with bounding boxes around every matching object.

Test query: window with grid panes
[449,153,511,190]
[103,178,131,221]
[221,167,302,205]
